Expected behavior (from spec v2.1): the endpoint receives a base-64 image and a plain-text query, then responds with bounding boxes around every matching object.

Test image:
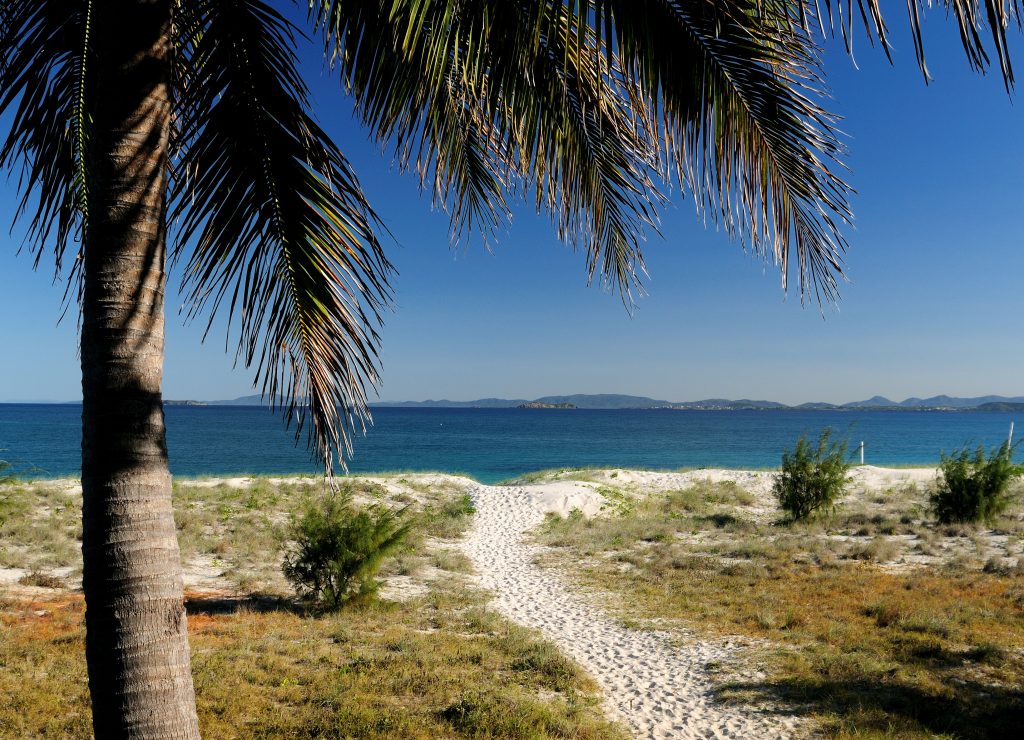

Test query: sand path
[459,483,802,740]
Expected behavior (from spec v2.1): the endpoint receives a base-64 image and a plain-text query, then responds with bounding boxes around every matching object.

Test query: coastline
[14,462,942,487]
[3,403,1018,482]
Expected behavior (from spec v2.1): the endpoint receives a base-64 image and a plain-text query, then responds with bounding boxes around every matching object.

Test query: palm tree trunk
[80,1,200,736]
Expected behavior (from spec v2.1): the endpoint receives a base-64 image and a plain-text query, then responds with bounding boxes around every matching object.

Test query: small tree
[931,442,1023,524]
[774,429,852,522]
[283,491,412,611]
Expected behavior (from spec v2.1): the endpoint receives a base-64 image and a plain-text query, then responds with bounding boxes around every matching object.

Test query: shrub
[773,429,852,522]
[420,492,477,539]
[283,491,412,611]
[930,441,1023,524]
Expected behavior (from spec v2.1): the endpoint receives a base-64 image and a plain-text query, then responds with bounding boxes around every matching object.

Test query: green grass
[536,478,1024,739]
[0,475,484,593]
[0,581,622,738]
[498,467,608,486]
[0,481,81,571]
[0,475,624,738]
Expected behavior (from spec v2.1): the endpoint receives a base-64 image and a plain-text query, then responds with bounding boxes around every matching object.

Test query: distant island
[157,392,1024,413]
[371,393,1024,412]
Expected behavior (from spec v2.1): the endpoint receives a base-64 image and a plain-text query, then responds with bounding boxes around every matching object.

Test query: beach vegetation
[774,429,852,521]
[931,442,1024,524]
[500,467,607,486]
[536,474,1024,738]
[0,481,80,571]
[430,548,475,573]
[0,475,620,737]
[0,582,620,739]
[417,492,477,539]
[283,491,412,610]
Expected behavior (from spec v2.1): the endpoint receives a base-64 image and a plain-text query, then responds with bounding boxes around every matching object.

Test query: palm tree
[1,0,1017,736]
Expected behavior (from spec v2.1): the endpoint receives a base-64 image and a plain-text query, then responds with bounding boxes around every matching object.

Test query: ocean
[0,404,1019,484]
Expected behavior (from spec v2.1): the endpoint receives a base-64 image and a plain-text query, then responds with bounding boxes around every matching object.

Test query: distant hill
[382,394,794,410]
[533,394,670,409]
[894,395,1024,409]
[211,394,268,406]
[843,396,897,408]
[196,393,1024,411]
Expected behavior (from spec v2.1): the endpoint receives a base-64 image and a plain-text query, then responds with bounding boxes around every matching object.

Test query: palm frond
[315,0,662,300]
[172,0,393,469]
[0,0,91,285]
[316,1,850,301]
[313,0,514,246]
[595,0,851,301]
[806,1,1022,87]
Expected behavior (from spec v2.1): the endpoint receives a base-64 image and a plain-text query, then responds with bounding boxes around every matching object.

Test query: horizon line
[5,391,1024,407]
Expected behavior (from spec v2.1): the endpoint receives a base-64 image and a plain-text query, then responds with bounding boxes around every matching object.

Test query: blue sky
[1,11,1022,405]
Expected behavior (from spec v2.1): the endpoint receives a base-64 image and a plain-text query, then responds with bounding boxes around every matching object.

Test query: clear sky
[1,10,1022,405]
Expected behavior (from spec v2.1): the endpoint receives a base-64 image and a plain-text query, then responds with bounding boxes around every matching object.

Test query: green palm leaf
[172,0,393,467]
[316,0,662,300]
[592,1,851,301]
[315,1,850,301]
[0,0,91,284]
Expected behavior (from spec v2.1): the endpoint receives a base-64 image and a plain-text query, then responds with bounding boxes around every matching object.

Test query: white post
[860,441,865,465]
[1010,421,1015,447]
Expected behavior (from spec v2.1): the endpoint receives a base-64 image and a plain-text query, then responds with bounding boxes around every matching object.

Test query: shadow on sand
[718,673,1024,739]
[185,593,301,616]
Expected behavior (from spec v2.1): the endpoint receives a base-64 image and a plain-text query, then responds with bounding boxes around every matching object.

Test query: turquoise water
[0,404,1019,484]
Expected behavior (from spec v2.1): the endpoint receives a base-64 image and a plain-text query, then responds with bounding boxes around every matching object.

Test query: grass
[0,475,624,738]
[535,477,1024,738]
[499,467,608,486]
[0,475,484,593]
[0,581,621,738]
[0,480,81,572]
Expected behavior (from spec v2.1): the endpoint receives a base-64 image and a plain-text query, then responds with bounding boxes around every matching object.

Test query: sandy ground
[460,478,809,740]
[459,467,939,738]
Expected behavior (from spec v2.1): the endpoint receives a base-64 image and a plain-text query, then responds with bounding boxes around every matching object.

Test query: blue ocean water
[0,404,1019,484]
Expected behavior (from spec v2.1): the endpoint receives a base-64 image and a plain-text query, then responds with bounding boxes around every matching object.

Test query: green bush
[283,491,411,611]
[773,429,852,522]
[931,441,1023,524]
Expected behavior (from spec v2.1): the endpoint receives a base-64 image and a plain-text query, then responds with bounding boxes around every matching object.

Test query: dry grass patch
[0,481,81,572]
[0,473,622,738]
[1,475,482,595]
[0,581,620,738]
[536,479,1024,738]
